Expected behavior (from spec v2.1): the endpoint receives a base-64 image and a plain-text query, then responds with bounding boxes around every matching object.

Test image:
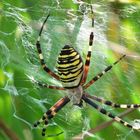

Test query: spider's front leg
[36,13,60,80]
[80,27,94,85]
[34,96,70,136]
[80,8,94,85]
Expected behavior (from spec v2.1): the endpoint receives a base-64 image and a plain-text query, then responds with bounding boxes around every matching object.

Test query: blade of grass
[0,119,20,140]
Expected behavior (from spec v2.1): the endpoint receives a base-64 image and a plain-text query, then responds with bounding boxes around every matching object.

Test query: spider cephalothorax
[66,85,83,105]
[33,13,140,136]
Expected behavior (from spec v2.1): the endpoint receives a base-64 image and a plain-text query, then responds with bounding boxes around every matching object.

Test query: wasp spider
[33,13,140,136]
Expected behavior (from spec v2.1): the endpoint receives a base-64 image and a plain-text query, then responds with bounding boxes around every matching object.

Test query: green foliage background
[0,0,140,140]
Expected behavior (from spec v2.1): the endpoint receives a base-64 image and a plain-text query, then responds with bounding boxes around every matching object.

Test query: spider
[33,13,140,136]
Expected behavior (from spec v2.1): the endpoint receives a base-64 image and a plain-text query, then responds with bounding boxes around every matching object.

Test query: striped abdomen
[56,45,83,88]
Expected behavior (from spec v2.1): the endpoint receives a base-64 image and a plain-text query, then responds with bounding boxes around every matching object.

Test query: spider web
[1,0,140,140]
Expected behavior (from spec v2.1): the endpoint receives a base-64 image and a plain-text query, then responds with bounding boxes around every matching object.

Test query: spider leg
[80,32,94,85]
[80,10,94,85]
[82,94,139,130]
[34,96,70,136]
[32,79,65,90]
[83,54,126,89]
[36,13,60,80]
[85,93,140,109]
[90,5,94,28]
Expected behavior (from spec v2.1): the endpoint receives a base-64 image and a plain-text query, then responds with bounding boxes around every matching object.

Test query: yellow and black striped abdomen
[56,45,83,88]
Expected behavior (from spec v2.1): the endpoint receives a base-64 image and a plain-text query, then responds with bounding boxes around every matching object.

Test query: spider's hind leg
[82,94,140,130]
[34,96,70,136]
[85,94,140,109]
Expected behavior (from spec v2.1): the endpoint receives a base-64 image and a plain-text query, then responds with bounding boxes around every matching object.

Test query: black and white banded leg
[85,94,140,109]
[30,77,65,90]
[36,13,60,80]
[34,96,70,136]
[84,55,126,89]
[82,94,140,130]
